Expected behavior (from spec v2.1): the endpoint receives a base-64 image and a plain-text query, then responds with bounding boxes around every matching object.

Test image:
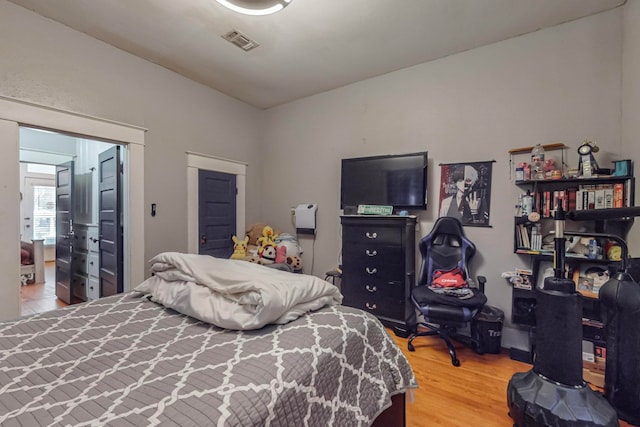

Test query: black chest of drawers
[340,215,416,337]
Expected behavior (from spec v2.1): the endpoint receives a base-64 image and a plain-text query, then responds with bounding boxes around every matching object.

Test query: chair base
[407,322,482,367]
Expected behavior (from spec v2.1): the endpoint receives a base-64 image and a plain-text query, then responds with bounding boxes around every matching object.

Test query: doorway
[198,169,236,258]
[0,97,146,322]
[187,152,247,254]
[19,127,125,313]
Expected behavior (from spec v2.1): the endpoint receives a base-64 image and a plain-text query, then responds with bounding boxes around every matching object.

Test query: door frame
[187,152,246,254]
[0,95,146,321]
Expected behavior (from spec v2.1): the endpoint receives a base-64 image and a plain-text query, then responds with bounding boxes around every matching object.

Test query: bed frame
[373,393,406,427]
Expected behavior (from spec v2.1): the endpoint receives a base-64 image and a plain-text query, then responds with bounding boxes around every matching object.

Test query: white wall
[261,9,625,349]
[0,0,264,266]
[622,0,640,255]
[1,0,637,351]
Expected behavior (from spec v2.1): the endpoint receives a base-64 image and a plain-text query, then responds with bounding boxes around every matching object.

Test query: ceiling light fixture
[215,0,292,16]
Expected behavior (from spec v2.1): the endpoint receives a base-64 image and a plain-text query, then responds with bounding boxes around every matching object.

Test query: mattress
[0,293,416,426]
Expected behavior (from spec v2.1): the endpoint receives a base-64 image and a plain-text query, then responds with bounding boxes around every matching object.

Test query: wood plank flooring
[20,261,67,316]
[389,331,632,427]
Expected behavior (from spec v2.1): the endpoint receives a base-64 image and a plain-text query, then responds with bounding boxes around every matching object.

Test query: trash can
[472,305,504,354]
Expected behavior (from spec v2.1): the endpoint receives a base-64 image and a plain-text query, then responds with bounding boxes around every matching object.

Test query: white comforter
[134,252,343,330]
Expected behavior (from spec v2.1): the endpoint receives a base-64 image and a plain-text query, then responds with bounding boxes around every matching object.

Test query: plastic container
[472,305,504,354]
[521,191,533,217]
[531,144,545,180]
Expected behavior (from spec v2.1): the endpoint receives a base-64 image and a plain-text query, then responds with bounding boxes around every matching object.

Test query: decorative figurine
[577,140,600,178]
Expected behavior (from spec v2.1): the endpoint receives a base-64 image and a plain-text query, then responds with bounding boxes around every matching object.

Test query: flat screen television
[341,152,428,211]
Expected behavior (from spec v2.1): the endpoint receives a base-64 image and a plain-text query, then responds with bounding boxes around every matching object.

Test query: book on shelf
[613,183,624,208]
[517,224,530,249]
[604,188,614,208]
[530,226,542,250]
[594,189,605,209]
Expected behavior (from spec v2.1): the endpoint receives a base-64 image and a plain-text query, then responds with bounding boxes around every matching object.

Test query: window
[32,185,56,244]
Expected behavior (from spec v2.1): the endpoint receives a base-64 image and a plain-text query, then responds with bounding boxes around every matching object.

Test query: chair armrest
[477,276,486,293]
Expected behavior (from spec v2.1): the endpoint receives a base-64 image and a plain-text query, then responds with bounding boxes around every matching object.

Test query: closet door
[198,170,236,258]
[55,161,75,304]
[98,145,122,297]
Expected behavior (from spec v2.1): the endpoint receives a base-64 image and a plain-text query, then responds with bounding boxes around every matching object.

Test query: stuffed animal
[260,244,277,264]
[246,223,269,247]
[230,235,249,259]
[286,255,303,272]
[275,245,287,264]
[275,233,302,257]
[245,254,261,263]
[257,225,279,255]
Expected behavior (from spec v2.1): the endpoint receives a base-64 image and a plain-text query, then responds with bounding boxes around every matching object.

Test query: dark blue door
[98,146,122,297]
[199,170,236,258]
[55,161,74,304]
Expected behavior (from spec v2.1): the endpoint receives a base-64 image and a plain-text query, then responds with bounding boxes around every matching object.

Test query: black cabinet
[340,215,416,337]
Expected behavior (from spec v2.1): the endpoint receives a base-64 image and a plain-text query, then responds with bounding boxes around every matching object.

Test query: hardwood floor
[20,261,67,316]
[388,332,632,427]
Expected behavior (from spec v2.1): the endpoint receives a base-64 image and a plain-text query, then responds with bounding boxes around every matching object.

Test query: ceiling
[9,0,625,109]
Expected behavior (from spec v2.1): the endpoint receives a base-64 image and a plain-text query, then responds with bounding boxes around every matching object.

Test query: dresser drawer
[88,253,99,277]
[342,291,404,320]
[72,273,87,300]
[342,245,403,266]
[87,277,100,300]
[74,228,89,251]
[87,226,100,252]
[342,274,405,300]
[343,225,402,248]
[73,252,89,275]
[342,259,405,283]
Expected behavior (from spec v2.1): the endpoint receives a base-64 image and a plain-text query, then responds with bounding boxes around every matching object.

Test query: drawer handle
[365,302,377,310]
[89,261,94,266]
[365,285,377,293]
[89,237,99,243]
[365,249,377,256]
[365,267,377,275]
[365,232,378,239]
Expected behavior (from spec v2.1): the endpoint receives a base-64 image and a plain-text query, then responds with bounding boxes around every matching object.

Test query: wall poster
[438,161,493,227]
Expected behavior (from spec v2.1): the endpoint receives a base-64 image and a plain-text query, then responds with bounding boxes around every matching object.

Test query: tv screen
[341,152,428,210]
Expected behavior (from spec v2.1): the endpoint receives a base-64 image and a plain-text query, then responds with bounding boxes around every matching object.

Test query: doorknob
[200,234,207,245]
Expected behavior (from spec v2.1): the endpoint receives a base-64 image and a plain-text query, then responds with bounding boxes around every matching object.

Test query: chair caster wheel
[408,342,415,352]
[452,358,460,367]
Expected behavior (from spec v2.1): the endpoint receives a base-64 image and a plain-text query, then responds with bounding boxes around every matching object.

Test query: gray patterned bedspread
[0,293,416,426]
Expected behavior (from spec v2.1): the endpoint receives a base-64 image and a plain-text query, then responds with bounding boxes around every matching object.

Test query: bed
[20,239,45,285]
[1,254,416,426]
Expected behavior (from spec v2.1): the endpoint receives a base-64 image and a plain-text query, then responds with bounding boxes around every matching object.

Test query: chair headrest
[428,217,466,237]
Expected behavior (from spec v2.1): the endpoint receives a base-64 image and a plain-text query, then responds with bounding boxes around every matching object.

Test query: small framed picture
[573,265,609,296]
[513,268,533,290]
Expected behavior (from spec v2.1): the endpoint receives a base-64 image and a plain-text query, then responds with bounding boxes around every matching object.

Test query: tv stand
[340,215,416,336]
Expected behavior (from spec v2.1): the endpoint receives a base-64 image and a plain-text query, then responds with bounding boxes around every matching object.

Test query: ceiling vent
[222,30,259,51]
